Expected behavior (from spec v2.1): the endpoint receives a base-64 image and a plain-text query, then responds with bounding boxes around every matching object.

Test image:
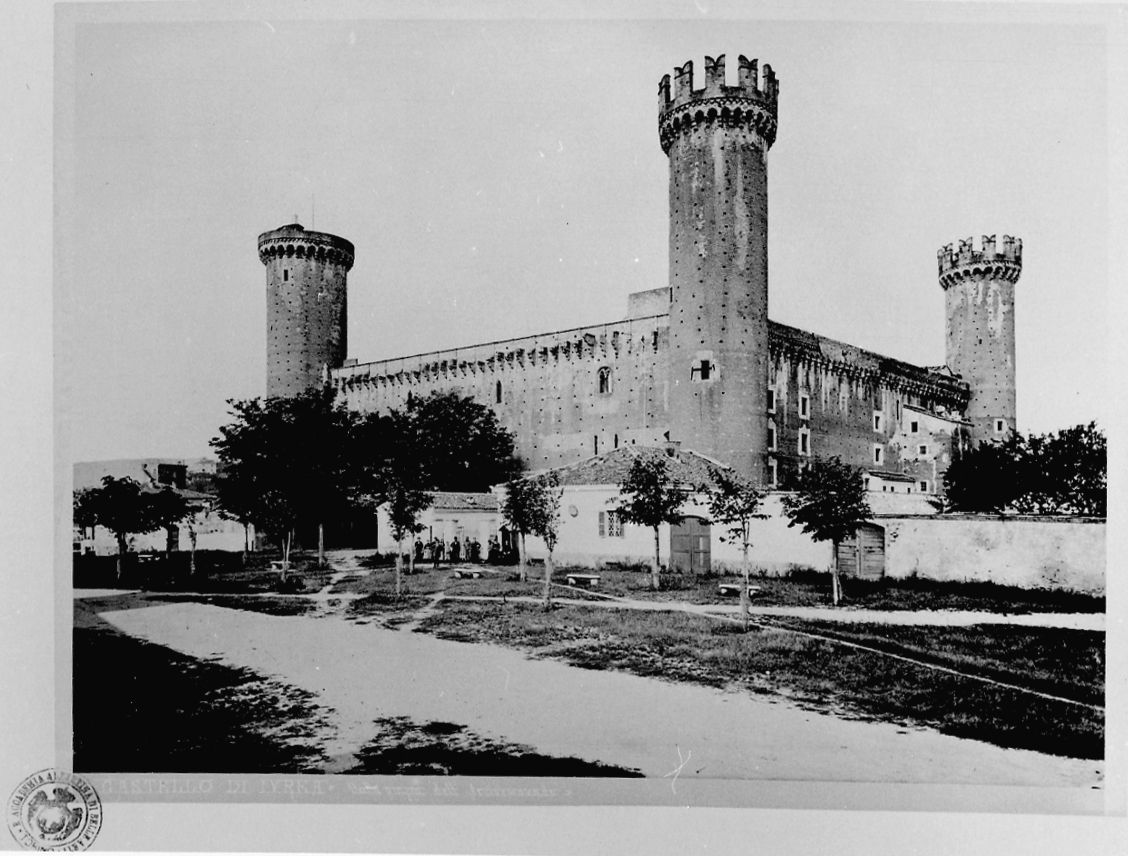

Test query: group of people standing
[414,535,505,567]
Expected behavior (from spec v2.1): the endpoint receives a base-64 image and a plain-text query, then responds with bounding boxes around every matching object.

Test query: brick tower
[938,235,1021,444]
[659,54,779,483]
[258,223,354,398]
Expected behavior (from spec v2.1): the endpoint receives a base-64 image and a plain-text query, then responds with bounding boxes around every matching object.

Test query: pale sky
[57,2,1112,462]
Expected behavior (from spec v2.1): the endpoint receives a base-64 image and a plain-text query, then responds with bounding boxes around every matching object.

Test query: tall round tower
[258,223,354,399]
[659,54,778,483]
[938,235,1021,444]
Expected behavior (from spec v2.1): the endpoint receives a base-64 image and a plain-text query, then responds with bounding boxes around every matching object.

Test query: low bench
[453,569,485,579]
[269,560,286,573]
[718,583,761,598]
[566,573,601,588]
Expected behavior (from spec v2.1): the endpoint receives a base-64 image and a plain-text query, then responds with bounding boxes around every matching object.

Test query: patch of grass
[347,591,431,621]
[768,618,1104,706]
[416,601,1104,760]
[349,716,642,776]
[149,594,320,618]
[73,615,333,773]
[331,567,449,596]
[583,566,1104,614]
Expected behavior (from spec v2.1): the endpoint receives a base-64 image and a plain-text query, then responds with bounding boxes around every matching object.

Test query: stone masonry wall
[333,315,671,471]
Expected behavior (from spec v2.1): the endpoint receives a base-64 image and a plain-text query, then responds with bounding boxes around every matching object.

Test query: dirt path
[444,593,1105,631]
[95,599,1101,788]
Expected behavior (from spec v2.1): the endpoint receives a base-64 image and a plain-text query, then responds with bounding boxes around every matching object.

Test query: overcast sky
[57,1,1112,462]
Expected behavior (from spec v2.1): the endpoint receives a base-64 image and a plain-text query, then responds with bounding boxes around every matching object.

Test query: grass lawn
[565,567,1105,614]
[416,600,1104,760]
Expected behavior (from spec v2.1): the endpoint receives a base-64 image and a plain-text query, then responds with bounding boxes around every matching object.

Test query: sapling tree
[86,476,161,580]
[385,476,433,598]
[525,473,563,610]
[705,465,767,631]
[501,476,538,582]
[615,455,687,591]
[781,456,872,605]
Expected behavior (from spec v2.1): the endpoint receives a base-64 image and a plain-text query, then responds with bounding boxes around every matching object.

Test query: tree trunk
[395,534,404,598]
[281,529,292,583]
[189,527,197,577]
[741,539,750,632]
[830,540,840,606]
[518,533,527,583]
[541,548,550,609]
[115,532,126,581]
[651,527,661,591]
[318,522,326,568]
[408,540,416,576]
[242,523,249,565]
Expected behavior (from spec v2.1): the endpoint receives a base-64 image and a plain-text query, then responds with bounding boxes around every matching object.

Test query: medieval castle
[257,54,1020,493]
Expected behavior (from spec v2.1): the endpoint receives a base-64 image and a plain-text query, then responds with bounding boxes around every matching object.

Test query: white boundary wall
[878,515,1105,594]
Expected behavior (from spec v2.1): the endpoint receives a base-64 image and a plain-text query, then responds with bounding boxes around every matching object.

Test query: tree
[943,423,1106,517]
[781,456,872,605]
[506,474,562,609]
[1011,422,1106,517]
[614,455,687,591]
[73,487,98,543]
[352,408,433,594]
[86,476,160,580]
[942,433,1023,514]
[407,391,522,491]
[384,475,433,597]
[501,476,539,582]
[705,466,767,631]
[148,487,193,562]
[211,389,359,575]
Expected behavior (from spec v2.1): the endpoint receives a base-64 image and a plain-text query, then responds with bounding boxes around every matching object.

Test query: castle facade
[258,54,1020,492]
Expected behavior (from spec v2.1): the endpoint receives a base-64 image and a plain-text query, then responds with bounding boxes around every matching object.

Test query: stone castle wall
[333,304,970,489]
[332,315,671,471]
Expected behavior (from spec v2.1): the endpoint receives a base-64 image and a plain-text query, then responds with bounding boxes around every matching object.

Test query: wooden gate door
[837,524,885,579]
[670,517,711,574]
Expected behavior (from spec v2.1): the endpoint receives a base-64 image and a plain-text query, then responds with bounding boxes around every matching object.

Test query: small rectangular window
[798,429,810,456]
[766,389,776,413]
[799,393,810,419]
[768,458,778,487]
[607,511,624,538]
[918,444,928,456]
[874,445,884,465]
[283,269,289,281]
[910,420,919,433]
[767,424,777,451]
[873,412,882,432]
[920,480,929,493]
[995,419,1006,434]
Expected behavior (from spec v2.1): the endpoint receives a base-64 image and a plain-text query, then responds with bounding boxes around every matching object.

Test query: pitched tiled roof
[548,446,729,487]
[429,492,500,511]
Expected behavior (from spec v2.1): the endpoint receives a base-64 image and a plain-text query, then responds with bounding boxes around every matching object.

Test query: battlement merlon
[936,234,1022,288]
[658,55,778,154]
[658,55,778,114]
[258,223,356,270]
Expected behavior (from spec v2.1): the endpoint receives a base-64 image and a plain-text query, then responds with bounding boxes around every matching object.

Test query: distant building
[72,458,251,555]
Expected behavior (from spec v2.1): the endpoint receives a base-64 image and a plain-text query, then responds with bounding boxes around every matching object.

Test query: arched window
[598,366,612,395]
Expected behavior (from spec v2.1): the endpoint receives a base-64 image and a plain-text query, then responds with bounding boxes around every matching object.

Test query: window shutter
[598,512,605,538]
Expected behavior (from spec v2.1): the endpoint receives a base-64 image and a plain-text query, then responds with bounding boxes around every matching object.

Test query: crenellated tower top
[658,54,778,154]
[258,223,355,270]
[937,235,1021,290]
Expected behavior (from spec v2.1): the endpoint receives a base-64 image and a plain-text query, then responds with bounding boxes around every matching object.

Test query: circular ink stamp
[7,769,102,851]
